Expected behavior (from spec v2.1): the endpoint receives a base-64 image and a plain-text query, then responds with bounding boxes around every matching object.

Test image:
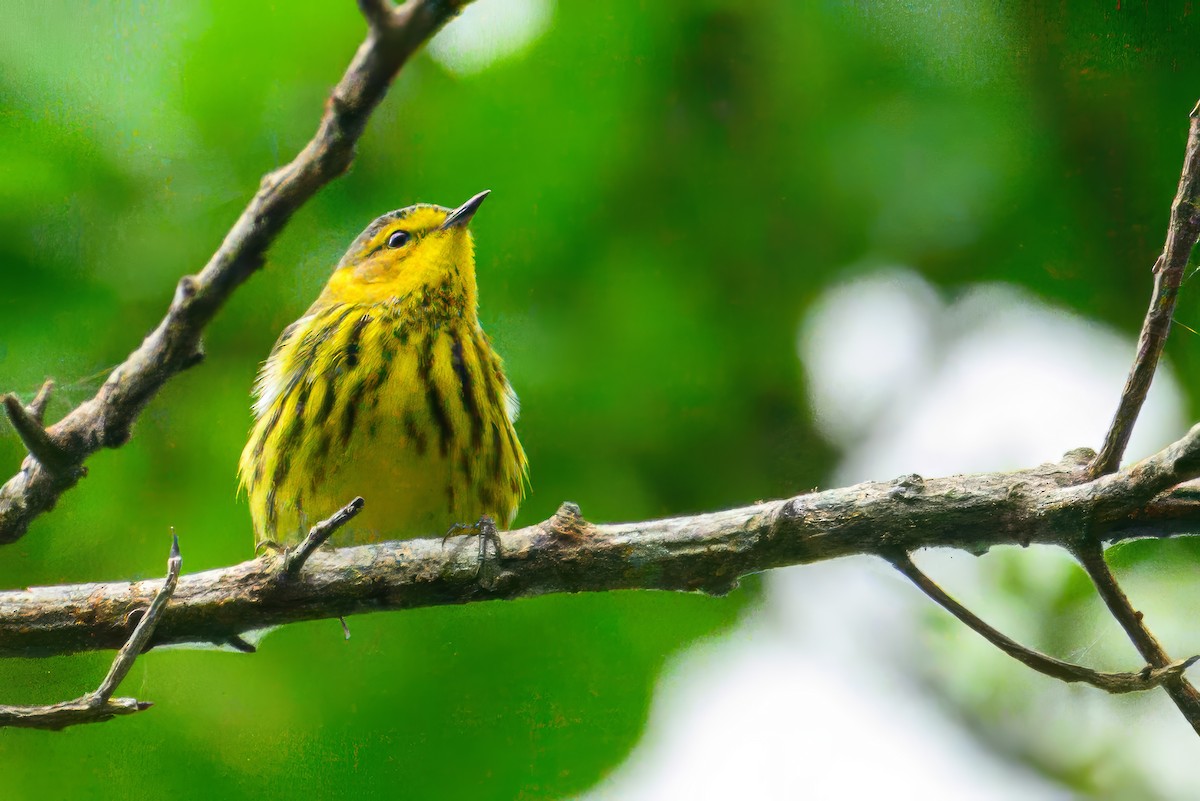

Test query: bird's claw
[255,539,287,557]
[442,515,502,583]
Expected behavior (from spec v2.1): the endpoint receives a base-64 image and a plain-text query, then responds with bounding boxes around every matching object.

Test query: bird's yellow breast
[239,299,526,547]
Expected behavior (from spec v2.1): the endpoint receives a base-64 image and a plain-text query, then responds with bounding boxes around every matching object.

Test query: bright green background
[2,1,1199,797]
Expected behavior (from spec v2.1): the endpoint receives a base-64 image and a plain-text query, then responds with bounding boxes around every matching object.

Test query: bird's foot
[255,539,287,557]
[443,515,502,584]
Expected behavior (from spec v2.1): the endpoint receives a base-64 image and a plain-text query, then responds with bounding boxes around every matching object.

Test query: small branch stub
[285,497,365,577]
[29,380,54,423]
[2,393,71,474]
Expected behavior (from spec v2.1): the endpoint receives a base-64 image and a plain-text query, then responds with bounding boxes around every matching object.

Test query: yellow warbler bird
[238,191,527,549]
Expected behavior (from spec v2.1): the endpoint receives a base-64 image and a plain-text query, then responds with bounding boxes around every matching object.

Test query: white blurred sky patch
[584,272,1193,800]
[428,0,555,77]
[801,271,1185,484]
[799,269,941,450]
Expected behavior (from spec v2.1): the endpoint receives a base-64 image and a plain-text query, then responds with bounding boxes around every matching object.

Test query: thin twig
[0,534,182,730]
[93,533,182,701]
[1072,540,1200,735]
[0,0,474,545]
[285,497,365,577]
[1091,102,1200,477]
[888,552,1196,694]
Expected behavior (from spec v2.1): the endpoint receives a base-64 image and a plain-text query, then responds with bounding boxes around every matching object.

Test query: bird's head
[319,190,489,315]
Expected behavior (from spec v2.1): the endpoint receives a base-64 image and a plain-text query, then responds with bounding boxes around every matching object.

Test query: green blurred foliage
[1,0,1199,797]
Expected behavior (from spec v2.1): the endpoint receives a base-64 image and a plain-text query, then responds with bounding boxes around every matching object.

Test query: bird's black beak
[439,190,490,230]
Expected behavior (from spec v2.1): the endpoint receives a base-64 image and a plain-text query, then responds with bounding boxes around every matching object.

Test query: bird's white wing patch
[252,317,308,419]
[504,380,521,423]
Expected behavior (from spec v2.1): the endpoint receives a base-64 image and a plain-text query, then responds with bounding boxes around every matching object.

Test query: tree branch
[1090,102,1200,477]
[0,0,474,545]
[888,552,1198,694]
[0,535,182,730]
[4,427,1200,660]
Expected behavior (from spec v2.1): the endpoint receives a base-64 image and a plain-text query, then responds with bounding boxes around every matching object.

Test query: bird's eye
[386,230,410,249]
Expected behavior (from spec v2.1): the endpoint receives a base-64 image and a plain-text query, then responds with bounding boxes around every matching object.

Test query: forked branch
[1072,541,1200,735]
[1069,100,1200,737]
[888,552,1198,694]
